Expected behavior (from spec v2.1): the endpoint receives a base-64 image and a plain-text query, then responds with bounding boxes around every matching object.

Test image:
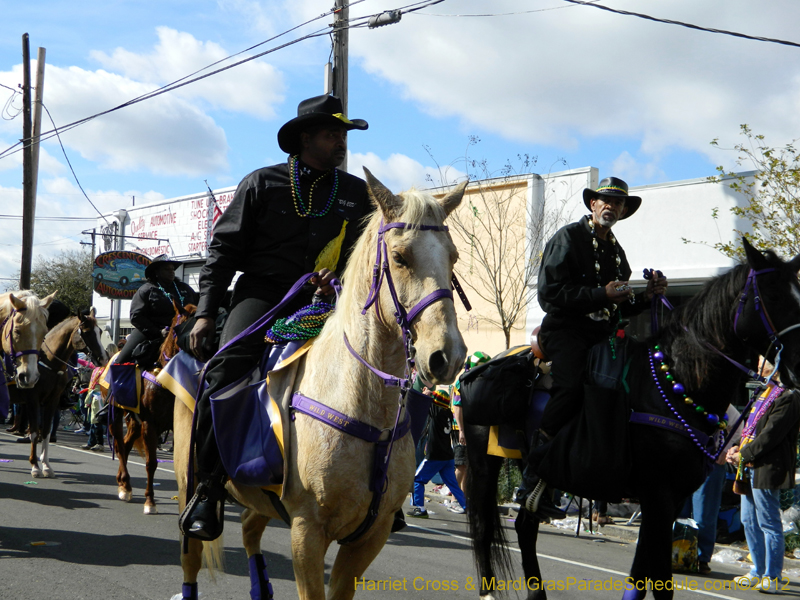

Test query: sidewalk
[417,483,800,575]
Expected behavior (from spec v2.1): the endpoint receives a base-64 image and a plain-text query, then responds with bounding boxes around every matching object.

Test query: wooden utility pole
[31,47,46,205]
[20,34,34,290]
[332,0,349,172]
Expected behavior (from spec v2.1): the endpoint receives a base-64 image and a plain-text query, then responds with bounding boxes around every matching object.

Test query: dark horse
[10,310,109,478]
[108,305,195,514]
[465,239,800,600]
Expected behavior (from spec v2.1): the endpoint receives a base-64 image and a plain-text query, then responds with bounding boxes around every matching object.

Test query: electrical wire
[560,0,800,49]
[40,102,111,225]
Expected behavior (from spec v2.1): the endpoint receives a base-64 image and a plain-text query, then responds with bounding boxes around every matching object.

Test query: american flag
[205,180,223,228]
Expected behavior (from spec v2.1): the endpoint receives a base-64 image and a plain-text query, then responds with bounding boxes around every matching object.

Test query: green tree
[703,125,800,259]
[5,249,94,314]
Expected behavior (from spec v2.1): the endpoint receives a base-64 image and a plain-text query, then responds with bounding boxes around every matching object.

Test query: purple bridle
[345,219,470,390]
[1,307,41,380]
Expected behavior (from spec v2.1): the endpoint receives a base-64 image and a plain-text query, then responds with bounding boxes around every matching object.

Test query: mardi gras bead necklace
[289,156,339,218]
[265,302,335,343]
[588,217,624,321]
[650,345,729,430]
[157,281,185,308]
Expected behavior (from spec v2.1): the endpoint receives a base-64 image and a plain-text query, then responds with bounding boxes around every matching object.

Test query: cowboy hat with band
[144,254,182,281]
[277,94,368,155]
[582,176,641,219]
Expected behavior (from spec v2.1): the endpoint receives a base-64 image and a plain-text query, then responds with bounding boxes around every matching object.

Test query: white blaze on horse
[0,291,57,389]
[173,169,467,600]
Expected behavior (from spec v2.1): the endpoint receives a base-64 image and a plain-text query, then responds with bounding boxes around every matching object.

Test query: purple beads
[672,382,685,395]
[654,351,665,361]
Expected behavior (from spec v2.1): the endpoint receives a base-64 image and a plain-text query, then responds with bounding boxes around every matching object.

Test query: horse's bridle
[1,307,41,379]
[344,219,470,390]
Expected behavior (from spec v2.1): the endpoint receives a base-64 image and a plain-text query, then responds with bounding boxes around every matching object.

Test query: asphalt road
[1,428,798,600]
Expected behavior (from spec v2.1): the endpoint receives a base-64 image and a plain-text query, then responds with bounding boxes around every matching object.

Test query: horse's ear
[363,167,403,219]
[439,180,468,216]
[788,254,800,273]
[742,237,770,270]
[41,290,58,309]
[78,311,87,323]
[9,293,26,311]
[89,307,97,319]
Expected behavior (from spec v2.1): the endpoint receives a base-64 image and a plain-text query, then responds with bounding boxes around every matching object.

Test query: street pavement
[2,428,799,599]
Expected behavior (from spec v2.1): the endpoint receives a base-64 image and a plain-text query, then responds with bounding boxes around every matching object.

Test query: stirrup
[179,481,225,540]
[524,479,548,514]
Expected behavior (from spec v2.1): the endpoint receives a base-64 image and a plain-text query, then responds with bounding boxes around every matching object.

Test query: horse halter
[733,268,800,380]
[347,219,470,390]
[1,307,40,378]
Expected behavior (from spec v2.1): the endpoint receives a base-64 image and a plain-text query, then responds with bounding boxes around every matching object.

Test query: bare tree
[429,140,571,348]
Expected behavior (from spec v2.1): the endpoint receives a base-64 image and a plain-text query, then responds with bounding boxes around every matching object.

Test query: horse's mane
[658,262,751,389]
[13,292,49,324]
[46,314,79,341]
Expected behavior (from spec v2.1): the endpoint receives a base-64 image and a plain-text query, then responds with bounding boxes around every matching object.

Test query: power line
[0,214,96,221]
[40,102,111,225]
[560,0,800,49]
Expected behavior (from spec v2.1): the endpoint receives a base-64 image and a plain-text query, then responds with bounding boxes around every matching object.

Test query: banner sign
[92,251,151,299]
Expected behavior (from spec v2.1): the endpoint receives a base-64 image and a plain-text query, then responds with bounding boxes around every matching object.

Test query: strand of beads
[648,348,727,461]
[588,217,623,319]
[265,302,335,343]
[652,345,728,430]
[289,156,339,218]
[157,281,185,308]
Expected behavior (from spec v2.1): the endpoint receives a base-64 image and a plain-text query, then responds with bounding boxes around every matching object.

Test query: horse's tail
[202,536,225,581]
[464,424,515,585]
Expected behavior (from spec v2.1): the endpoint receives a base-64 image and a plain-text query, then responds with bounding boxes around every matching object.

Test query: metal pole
[20,34,34,290]
[332,0,349,172]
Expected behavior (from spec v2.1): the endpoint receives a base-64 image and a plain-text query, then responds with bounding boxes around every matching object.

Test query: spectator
[451,351,490,496]
[407,389,467,518]
[728,383,800,594]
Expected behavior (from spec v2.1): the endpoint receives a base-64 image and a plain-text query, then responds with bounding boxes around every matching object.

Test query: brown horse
[173,170,467,600]
[1,291,57,390]
[10,309,109,478]
[108,306,195,514]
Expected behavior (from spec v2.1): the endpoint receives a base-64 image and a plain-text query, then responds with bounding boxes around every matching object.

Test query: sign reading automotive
[93,251,151,299]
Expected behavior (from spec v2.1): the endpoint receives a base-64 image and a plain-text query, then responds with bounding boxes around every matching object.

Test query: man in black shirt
[516,177,667,520]
[181,95,372,540]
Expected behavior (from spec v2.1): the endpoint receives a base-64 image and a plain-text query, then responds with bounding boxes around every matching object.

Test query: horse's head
[1,291,57,388]
[735,237,800,387]
[77,308,110,368]
[361,168,468,385]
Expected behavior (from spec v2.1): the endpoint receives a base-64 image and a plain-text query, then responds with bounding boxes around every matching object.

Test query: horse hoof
[43,469,55,478]
[144,504,158,515]
[31,469,42,478]
[118,490,132,502]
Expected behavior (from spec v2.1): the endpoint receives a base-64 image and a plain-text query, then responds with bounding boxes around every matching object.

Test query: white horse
[0,291,57,389]
[173,169,467,600]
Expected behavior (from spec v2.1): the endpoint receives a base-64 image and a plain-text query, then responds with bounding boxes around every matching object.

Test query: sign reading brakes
[92,251,151,299]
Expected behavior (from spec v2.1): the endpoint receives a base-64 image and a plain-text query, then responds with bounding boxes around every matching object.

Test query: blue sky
[2,0,800,284]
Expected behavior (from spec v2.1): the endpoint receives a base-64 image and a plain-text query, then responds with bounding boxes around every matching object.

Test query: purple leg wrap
[622,584,646,600]
[249,553,274,600]
[182,582,198,600]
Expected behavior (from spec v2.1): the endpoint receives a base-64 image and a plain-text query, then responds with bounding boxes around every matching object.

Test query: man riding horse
[516,176,669,520]
[182,94,372,540]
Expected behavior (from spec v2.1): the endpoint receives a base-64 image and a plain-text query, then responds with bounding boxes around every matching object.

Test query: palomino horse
[464,239,800,600]
[173,169,467,600]
[11,310,109,478]
[1,291,57,389]
[109,305,195,514]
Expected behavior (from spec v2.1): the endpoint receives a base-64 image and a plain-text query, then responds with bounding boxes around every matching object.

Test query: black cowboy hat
[144,254,182,280]
[277,94,368,155]
[582,176,641,219]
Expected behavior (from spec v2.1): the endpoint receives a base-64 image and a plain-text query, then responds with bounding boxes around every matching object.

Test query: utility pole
[20,34,34,290]
[31,48,46,207]
[332,0,349,172]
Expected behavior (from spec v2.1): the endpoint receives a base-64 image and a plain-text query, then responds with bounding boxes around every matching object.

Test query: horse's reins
[642,267,800,461]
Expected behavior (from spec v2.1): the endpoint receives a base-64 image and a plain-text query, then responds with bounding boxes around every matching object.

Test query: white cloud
[311,0,800,173]
[611,151,666,184]
[90,27,285,120]
[349,151,467,193]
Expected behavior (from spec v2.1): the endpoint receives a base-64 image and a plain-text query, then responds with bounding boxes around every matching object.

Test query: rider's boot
[513,430,566,522]
[179,466,227,540]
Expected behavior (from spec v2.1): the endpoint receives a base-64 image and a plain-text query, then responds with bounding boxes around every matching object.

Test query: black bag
[459,348,535,426]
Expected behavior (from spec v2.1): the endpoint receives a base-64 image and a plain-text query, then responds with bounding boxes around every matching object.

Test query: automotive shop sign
[93,251,151,299]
